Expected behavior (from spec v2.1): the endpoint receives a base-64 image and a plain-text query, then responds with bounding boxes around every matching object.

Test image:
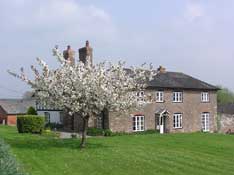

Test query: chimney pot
[79,40,93,66]
[86,40,89,47]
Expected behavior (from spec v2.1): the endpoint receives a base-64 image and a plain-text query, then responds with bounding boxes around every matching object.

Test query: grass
[0,126,234,175]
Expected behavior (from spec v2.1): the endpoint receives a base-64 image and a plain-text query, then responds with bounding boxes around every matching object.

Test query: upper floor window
[132,115,145,131]
[173,113,182,128]
[136,91,145,102]
[201,92,209,102]
[156,91,164,102]
[173,92,183,102]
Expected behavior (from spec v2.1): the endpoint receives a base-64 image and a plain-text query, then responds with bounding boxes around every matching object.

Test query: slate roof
[147,72,219,91]
[218,103,234,114]
[0,99,35,114]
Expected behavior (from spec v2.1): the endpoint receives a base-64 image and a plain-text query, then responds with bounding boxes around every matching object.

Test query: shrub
[104,129,113,136]
[87,127,104,136]
[17,115,45,134]
[0,139,26,175]
[26,106,37,115]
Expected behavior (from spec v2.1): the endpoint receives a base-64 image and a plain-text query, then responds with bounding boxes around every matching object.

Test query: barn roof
[0,99,35,114]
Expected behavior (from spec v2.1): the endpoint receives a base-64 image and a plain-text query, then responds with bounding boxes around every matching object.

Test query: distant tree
[217,86,234,105]
[27,106,37,115]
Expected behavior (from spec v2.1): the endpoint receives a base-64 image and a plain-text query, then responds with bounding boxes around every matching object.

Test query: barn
[0,99,35,125]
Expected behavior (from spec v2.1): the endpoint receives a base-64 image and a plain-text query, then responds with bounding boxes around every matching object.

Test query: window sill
[201,101,210,103]
[202,130,210,132]
[173,127,182,129]
[133,130,145,132]
[156,101,164,103]
[172,101,183,103]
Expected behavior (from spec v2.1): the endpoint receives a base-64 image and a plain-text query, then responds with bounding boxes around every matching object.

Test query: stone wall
[109,89,217,133]
[63,89,217,133]
[219,113,234,133]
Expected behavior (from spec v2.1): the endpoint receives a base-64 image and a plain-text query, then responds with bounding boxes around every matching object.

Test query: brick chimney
[63,45,75,65]
[157,65,166,73]
[78,40,93,65]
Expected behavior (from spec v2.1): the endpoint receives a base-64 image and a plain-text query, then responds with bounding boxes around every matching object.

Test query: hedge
[87,128,158,137]
[17,115,45,134]
[0,139,26,175]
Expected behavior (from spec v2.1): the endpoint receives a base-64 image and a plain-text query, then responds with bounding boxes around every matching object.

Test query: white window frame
[173,113,182,128]
[132,115,145,131]
[136,91,145,102]
[173,92,183,102]
[156,91,164,102]
[201,92,209,102]
[201,113,210,132]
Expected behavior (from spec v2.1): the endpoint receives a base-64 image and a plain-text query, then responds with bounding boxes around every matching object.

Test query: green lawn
[0,126,234,175]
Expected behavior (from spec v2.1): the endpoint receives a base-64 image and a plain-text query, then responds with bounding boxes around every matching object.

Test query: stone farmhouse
[63,42,219,134]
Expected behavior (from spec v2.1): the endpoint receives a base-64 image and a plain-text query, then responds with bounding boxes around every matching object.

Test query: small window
[136,91,145,102]
[59,112,64,123]
[201,92,209,102]
[173,113,182,128]
[132,115,145,131]
[156,91,164,102]
[201,112,210,132]
[97,116,103,129]
[44,112,50,123]
[173,92,183,102]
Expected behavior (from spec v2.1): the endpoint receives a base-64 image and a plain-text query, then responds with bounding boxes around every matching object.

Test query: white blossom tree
[8,47,155,148]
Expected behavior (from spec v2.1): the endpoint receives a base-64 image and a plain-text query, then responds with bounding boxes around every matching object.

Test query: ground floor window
[132,115,144,131]
[59,112,64,124]
[97,116,103,129]
[201,112,210,132]
[173,113,182,128]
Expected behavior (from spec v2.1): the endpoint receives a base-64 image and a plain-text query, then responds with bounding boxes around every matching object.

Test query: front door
[160,116,166,134]
[201,113,210,132]
[156,115,166,134]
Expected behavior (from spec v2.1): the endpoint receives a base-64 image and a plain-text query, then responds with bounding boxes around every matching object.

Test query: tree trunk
[80,116,89,148]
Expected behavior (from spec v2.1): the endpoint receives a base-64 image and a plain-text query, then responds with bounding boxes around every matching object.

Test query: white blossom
[8,47,156,147]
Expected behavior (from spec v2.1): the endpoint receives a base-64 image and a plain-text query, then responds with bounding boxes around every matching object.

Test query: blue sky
[0,0,234,98]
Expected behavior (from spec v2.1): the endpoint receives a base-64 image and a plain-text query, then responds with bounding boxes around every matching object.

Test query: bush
[17,115,45,134]
[0,139,26,175]
[87,127,104,136]
[104,129,113,136]
[26,106,37,115]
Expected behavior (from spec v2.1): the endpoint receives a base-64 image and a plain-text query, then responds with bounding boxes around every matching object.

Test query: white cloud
[0,0,116,42]
[184,2,204,22]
